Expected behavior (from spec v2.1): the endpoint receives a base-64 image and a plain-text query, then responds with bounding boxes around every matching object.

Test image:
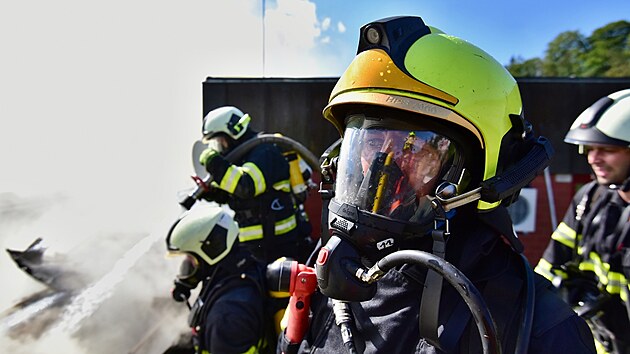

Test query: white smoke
[0,192,190,354]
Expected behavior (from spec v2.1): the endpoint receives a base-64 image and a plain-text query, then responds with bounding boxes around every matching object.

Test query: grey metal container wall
[202,77,339,159]
[202,77,630,174]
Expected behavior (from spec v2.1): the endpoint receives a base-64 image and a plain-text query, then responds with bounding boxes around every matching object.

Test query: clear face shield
[166,252,202,281]
[318,114,459,301]
[177,254,201,280]
[334,115,456,223]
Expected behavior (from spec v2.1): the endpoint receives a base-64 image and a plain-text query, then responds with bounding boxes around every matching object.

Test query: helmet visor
[334,115,456,222]
[176,254,200,280]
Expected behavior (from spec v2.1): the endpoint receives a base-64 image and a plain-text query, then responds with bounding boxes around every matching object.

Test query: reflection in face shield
[335,116,456,223]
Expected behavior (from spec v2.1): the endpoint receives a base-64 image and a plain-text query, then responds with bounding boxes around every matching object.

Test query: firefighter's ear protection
[315,234,377,301]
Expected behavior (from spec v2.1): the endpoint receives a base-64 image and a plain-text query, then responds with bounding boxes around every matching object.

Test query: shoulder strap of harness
[614,204,630,250]
[574,181,607,259]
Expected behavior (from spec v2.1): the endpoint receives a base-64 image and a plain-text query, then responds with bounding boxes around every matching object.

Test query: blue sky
[254,0,630,76]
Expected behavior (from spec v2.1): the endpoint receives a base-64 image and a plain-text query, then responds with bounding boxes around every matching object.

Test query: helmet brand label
[384,96,440,115]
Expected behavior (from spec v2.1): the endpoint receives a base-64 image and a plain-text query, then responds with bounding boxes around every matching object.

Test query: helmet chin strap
[429,182,482,212]
[430,181,524,253]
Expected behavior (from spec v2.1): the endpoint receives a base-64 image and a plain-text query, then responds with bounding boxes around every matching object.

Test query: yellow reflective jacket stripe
[576,251,629,297]
[238,214,298,242]
[218,162,270,197]
[274,214,298,235]
[273,179,292,193]
[593,336,610,354]
[242,162,266,196]
[219,165,245,193]
[534,258,561,282]
[550,222,577,249]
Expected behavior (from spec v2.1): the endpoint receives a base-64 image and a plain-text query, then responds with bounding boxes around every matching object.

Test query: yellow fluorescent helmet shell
[406,32,522,181]
[324,48,458,134]
[324,28,522,184]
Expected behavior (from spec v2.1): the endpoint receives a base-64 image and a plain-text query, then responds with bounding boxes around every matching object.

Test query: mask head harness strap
[418,199,450,348]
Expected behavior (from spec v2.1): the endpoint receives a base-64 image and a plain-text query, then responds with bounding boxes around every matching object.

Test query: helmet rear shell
[166,204,239,266]
[565,89,630,148]
[203,106,251,140]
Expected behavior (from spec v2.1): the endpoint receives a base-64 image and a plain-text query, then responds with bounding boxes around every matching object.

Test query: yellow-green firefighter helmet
[323,16,527,210]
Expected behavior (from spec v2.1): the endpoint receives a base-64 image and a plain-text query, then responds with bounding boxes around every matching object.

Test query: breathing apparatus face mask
[202,134,233,155]
[336,117,453,220]
[317,114,458,301]
[170,253,206,288]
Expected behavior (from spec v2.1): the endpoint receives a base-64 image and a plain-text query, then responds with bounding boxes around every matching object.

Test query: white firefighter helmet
[166,204,239,266]
[565,89,630,149]
[202,106,251,141]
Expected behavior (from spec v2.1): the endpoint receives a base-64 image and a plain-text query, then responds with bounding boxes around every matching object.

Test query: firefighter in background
[198,106,311,264]
[165,204,273,354]
[284,16,596,353]
[535,89,630,354]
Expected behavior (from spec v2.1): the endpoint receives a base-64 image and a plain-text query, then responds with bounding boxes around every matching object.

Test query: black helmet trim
[574,97,614,128]
[227,113,247,137]
[358,16,431,78]
[165,217,181,252]
[564,96,629,147]
[201,223,229,260]
[565,127,630,148]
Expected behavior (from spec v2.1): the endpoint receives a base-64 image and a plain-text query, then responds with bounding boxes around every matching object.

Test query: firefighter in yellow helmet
[535,89,630,354]
[282,16,596,354]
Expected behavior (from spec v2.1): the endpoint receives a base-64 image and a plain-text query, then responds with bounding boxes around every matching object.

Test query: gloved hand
[201,185,230,204]
[199,148,220,167]
[171,279,194,302]
[199,147,230,180]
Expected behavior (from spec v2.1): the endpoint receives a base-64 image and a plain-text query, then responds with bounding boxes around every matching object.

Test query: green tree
[542,30,589,77]
[507,56,543,77]
[506,20,630,77]
[583,20,630,76]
